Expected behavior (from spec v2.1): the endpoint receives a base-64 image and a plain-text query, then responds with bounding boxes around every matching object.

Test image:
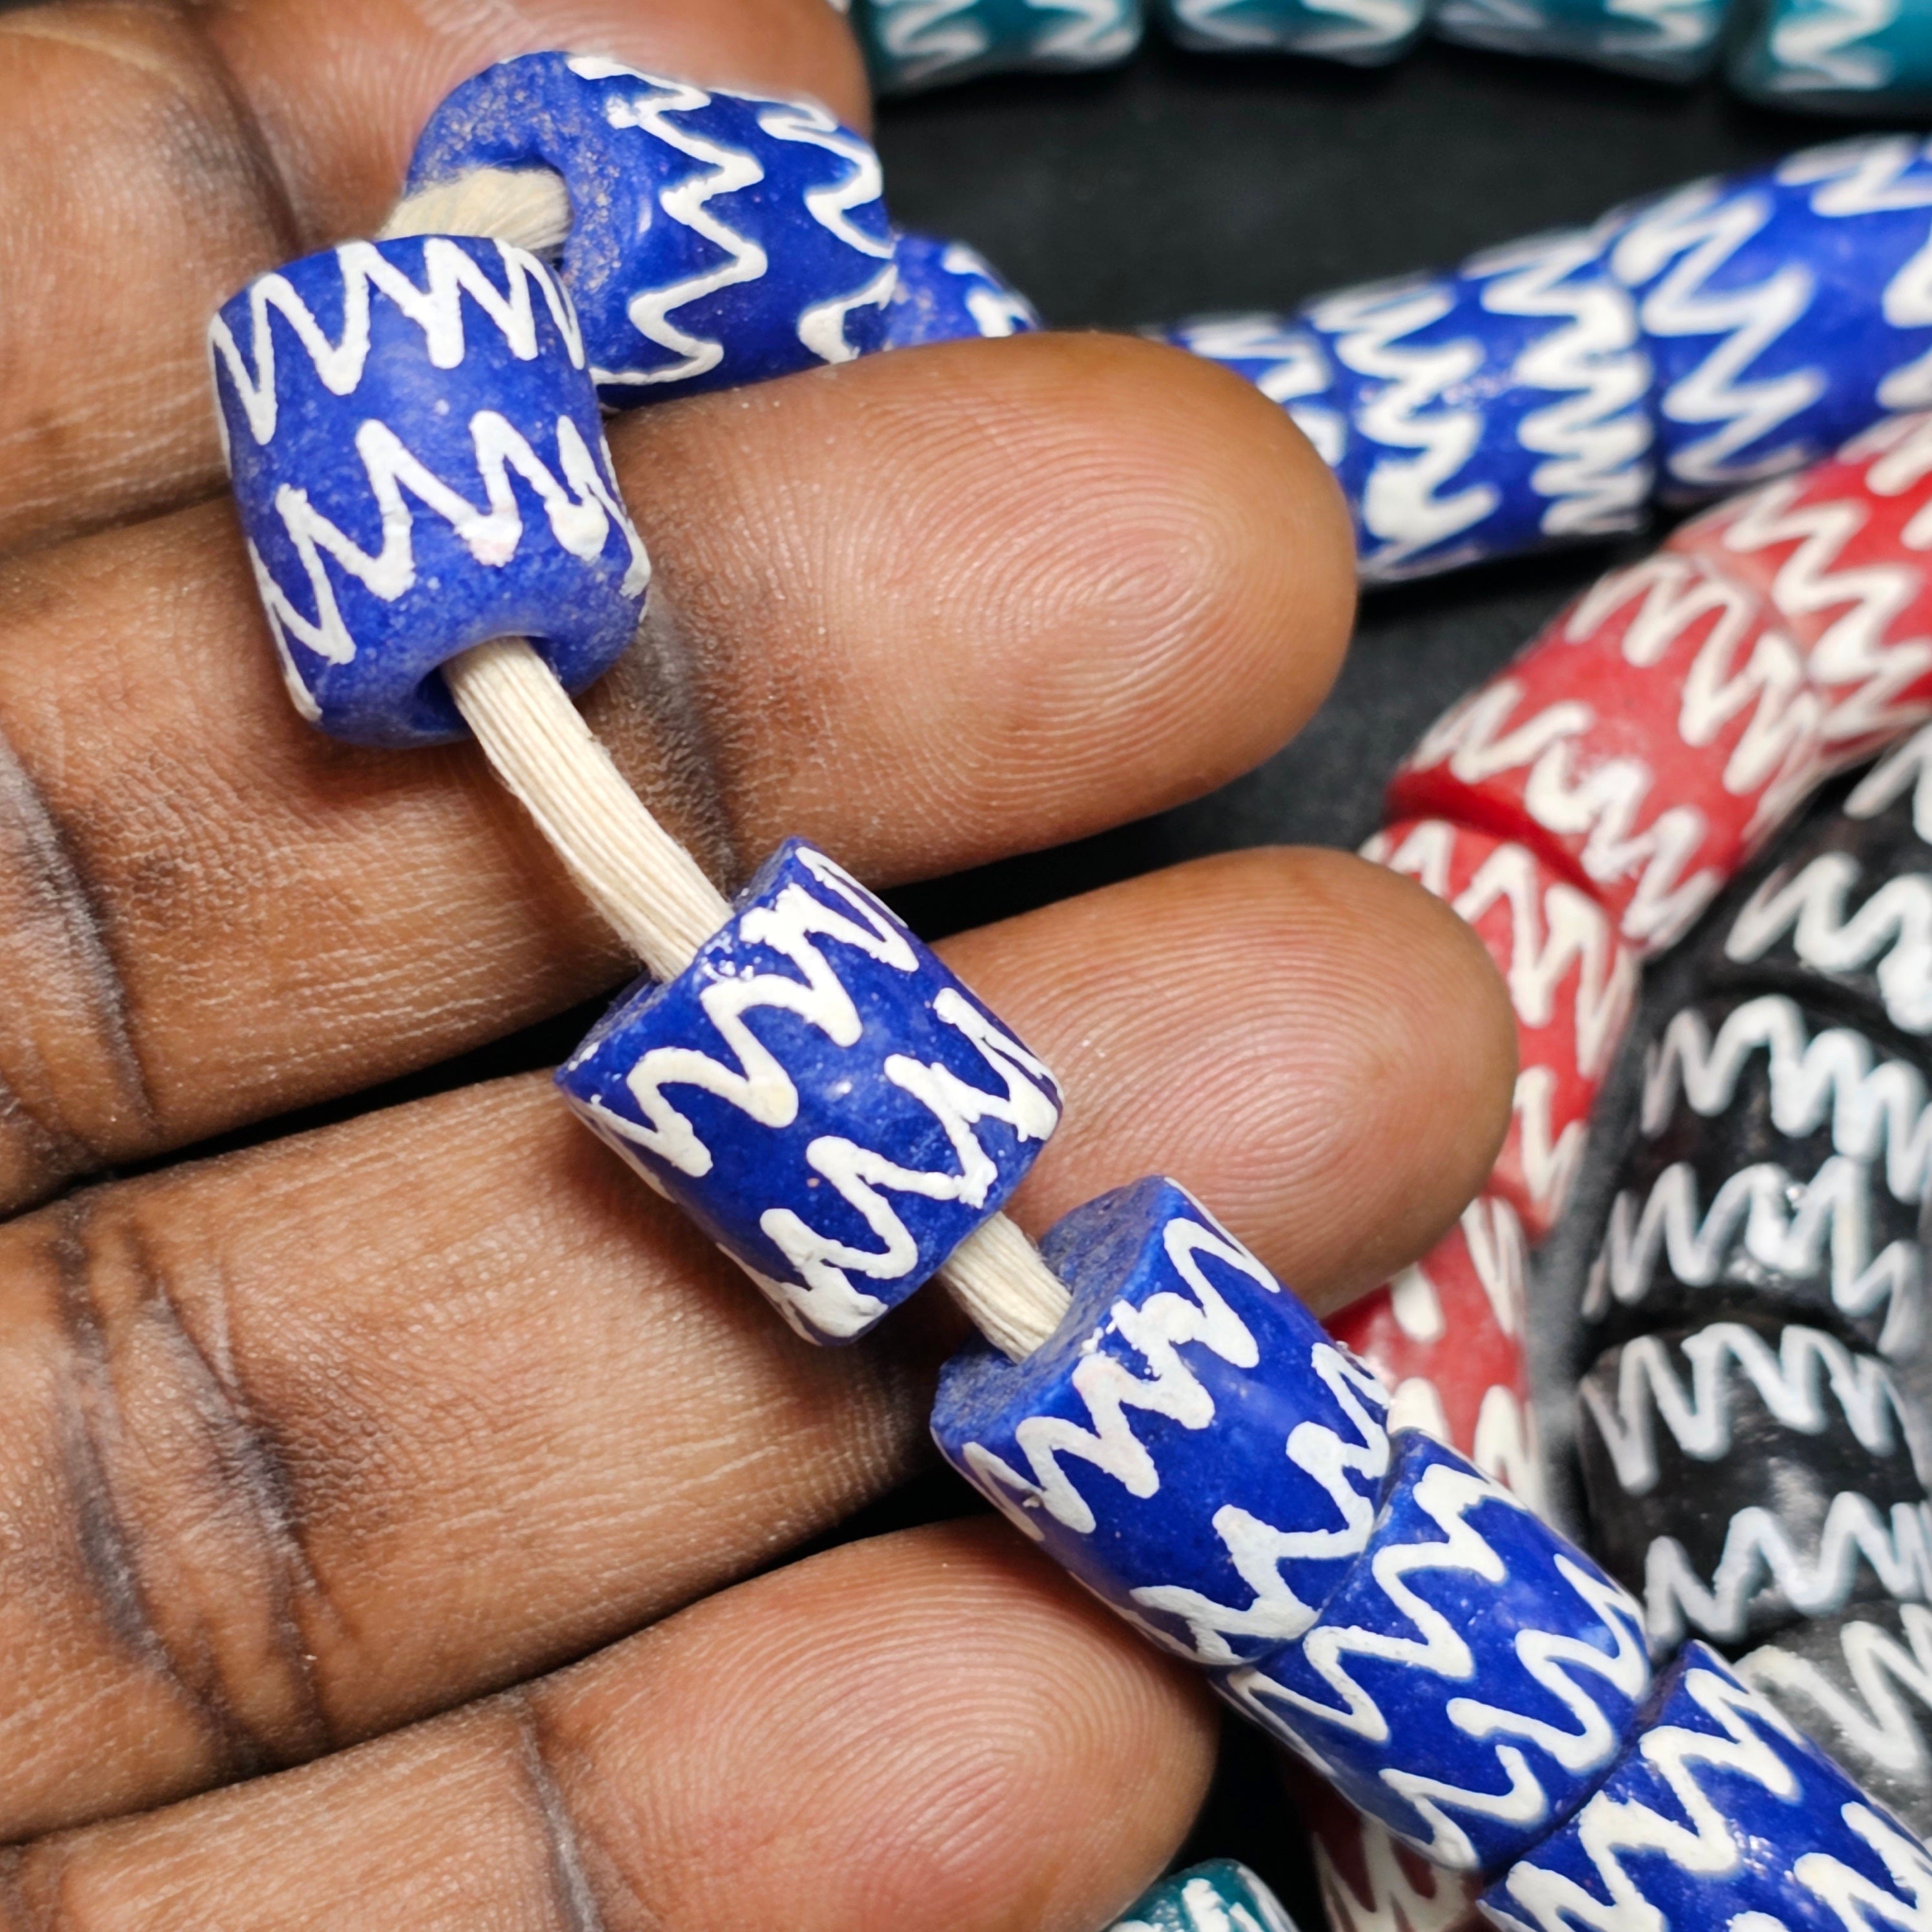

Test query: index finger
[0,0,867,553]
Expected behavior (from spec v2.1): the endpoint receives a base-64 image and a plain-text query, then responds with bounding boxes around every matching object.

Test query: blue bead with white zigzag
[1220,1430,1652,1878]
[1107,1860,1300,1932]
[932,1175,1393,1667]
[1609,136,1932,502]
[1731,0,1932,114]
[1147,316,1350,473]
[1156,0,1426,67]
[860,0,1143,95]
[210,234,649,748]
[1293,227,1655,584]
[406,54,896,409]
[1485,1641,1932,1932]
[556,839,1062,1348]
[884,233,1041,349]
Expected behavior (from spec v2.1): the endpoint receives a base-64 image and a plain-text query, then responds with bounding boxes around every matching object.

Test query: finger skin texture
[0,334,1352,1211]
[0,1523,1218,1932]
[0,848,1506,1839]
[0,0,866,554]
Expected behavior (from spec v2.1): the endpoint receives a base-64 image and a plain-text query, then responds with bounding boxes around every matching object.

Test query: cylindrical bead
[932,1175,1393,1666]
[1668,411,1932,759]
[883,232,1041,349]
[1156,0,1426,63]
[1730,0,1932,115]
[1164,228,1653,584]
[1106,1860,1299,1931]
[1432,0,1725,80]
[1607,139,1932,502]
[859,0,1143,94]
[1386,549,1829,954]
[1485,1641,1932,1931]
[1364,817,1639,1237]
[406,54,896,408]
[556,839,1062,1346]
[1222,1429,1651,1876]
[1584,991,1929,1356]
[1576,1315,1932,1650]
[1738,1601,1932,1840]
[210,234,649,746]
[1696,724,1932,1036]
[1328,1197,1547,1515]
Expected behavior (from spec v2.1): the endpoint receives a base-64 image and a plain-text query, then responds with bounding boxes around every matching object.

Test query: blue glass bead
[859,0,1144,94]
[1108,1860,1300,1931]
[1608,136,1932,502]
[1222,1431,1652,1877]
[210,234,648,748]
[556,839,1062,1346]
[406,54,896,409]
[1295,227,1653,584]
[1147,316,1349,471]
[1485,1641,1932,1932]
[1731,0,1932,112]
[1432,0,1726,80]
[932,1175,1393,1667]
[884,233,1041,349]
[1156,0,1426,64]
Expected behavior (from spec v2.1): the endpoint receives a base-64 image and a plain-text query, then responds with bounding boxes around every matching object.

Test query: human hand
[0,2,1514,1924]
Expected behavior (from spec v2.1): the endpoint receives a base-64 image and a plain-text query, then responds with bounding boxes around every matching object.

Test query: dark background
[865,41,1900,1924]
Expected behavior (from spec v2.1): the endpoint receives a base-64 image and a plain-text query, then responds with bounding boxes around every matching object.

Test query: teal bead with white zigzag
[211,234,648,747]
[858,0,1143,94]
[1108,1860,1301,1931]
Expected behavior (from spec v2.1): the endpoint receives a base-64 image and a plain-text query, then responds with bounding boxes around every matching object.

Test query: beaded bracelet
[852,0,1932,126]
[209,48,1932,1927]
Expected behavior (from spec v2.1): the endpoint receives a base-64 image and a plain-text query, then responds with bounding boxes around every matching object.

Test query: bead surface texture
[557,839,1062,1346]
[407,54,896,409]
[211,234,648,746]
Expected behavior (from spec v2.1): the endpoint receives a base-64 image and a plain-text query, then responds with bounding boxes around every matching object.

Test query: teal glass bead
[858,0,1143,93]
[1109,1860,1300,1931]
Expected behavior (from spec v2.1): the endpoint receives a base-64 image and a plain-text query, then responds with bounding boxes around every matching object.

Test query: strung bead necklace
[209,50,1932,1931]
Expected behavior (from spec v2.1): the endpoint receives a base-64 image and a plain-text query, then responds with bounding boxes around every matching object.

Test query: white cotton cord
[378,167,574,254]
[940,1211,1073,1361]
[391,174,1069,1363]
[443,639,728,982]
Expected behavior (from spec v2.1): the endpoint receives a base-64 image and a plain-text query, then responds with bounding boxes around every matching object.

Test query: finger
[0,847,1506,1839]
[0,0,867,553]
[1,1522,1219,1932]
[0,334,1350,1211]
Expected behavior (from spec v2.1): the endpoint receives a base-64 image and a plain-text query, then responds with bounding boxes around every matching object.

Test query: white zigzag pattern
[1767,0,1900,90]
[1368,819,1639,1076]
[1175,0,1419,56]
[1403,555,1822,949]
[1306,279,1499,581]
[871,0,990,80]
[1225,1459,1650,1872]
[1643,994,1932,1201]
[1466,229,1654,539]
[1585,1157,1925,1357]
[1315,1809,1482,1932]
[1850,719,1932,839]
[1385,1377,1551,1516]
[1583,1321,1910,1495]
[1495,1665,1932,1932]
[938,242,1038,339]
[575,847,1059,1342]
[1116,1875,1296,1932]
[1023,0,1140,62]
[1742,1602,1932,1776]
[1647,1492,1932,1647]
[960,1198,1392,1666]
[207,238,647,714]
[1700,449,1932,754]
[1611,179,1824,490]
[568,63,892,385]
